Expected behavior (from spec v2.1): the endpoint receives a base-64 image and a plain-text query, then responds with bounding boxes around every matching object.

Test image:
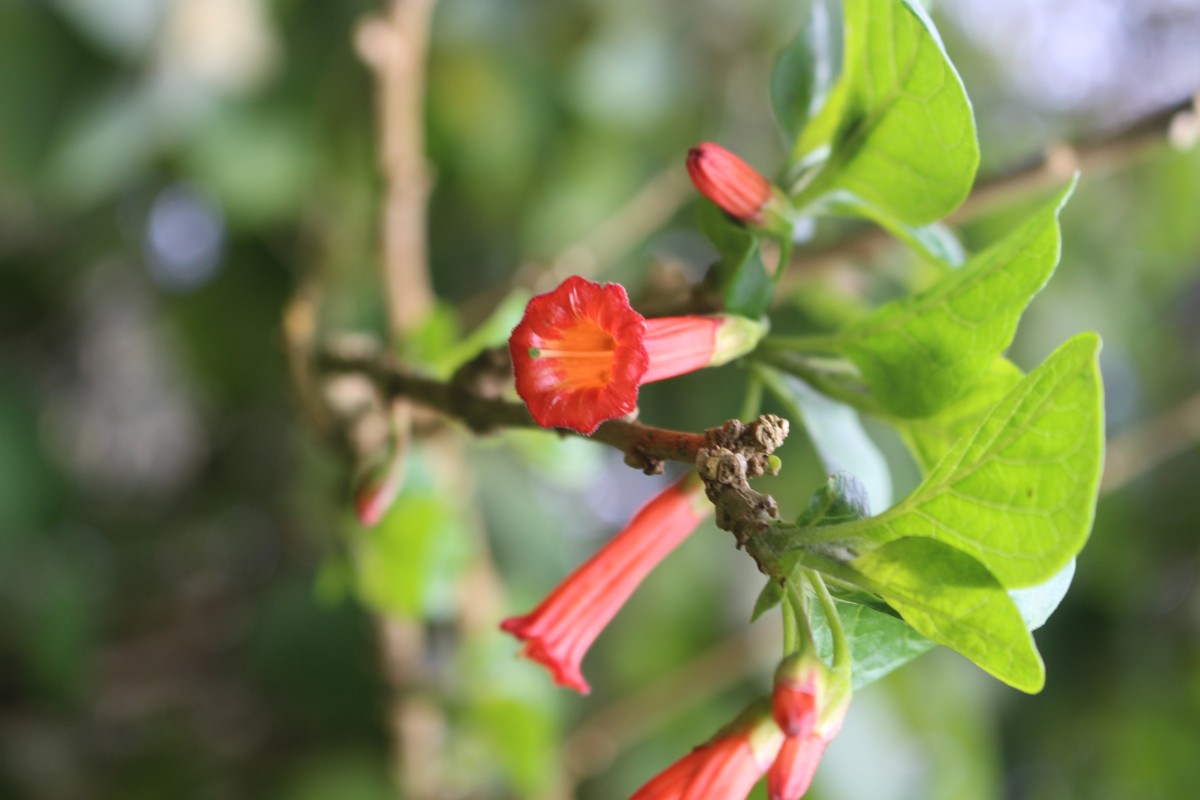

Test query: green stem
[739,371,764,421]
[752,351,884,416]
[758,333,843,355]
[784,581,814,657]
[806,569,850,677]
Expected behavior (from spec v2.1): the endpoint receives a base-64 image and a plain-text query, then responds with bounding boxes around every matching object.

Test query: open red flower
[687,142,777,226]
[509,276,765,434]
[630,703,784,800]
[500,474,709,694]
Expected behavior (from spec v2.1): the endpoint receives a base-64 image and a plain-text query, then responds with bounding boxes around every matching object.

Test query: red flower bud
[687,142,775,225]
[771,654,826,737]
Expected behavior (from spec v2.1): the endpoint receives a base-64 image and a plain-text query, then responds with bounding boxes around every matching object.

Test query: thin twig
[563,625,777,783]
[354,3,442,798]
[318,347,711,470]
[461,166,690,324]
[1101,391,1200,493]
[782,93,1200,280]
[355,0,438,339]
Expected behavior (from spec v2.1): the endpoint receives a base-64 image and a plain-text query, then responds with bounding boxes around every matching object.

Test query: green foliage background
[2,1,1200,798]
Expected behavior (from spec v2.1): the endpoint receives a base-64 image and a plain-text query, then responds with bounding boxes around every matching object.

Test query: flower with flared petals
[766,655,849,800]
[629,702,784,800]
[687,142,786,230]
[500,474,710,694]
[509,276,766,434]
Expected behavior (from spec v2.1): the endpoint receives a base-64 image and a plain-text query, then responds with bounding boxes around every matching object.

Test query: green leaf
[351,457,469,618]
[698,200,775,317]
[821,190,966,267]
[758,365,893,512]
[849,538,1044,692]
[770,0,843,143]
[810,594,934,690]
[751,579,785,622]
[894,357,1024,473]
[798,472,873,527]
[1010,559,1075,631]
[835,180,1075,417]
[426,289,532,378]
[790,0,979,225]
[804,332,1105,588]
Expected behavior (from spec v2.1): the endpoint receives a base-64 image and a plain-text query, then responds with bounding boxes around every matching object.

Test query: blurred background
[2,0,1200,798]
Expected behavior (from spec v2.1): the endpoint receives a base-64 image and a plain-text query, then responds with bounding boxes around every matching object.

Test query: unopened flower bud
[687,142,790,233]
[772,653,826,738]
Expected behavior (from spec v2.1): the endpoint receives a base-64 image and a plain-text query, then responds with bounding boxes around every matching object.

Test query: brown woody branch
[317,344,711,473]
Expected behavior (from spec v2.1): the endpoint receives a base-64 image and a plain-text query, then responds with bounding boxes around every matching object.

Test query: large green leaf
[832,181,1074,417]
[803,333,1105,588]
[894,357,1024,472]
[848,538,1044,692]
[790,0,979,225]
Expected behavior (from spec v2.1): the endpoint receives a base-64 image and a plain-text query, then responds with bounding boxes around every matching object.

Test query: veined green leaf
[810,594,934,690]
[836,180,1075,417]
[804,333,1105,588]
[849,538,1044,692]
[790,0,979,225]
[895,357,1025,473]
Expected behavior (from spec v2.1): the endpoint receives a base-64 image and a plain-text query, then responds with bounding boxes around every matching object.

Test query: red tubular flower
[687,142,779,226]
[766,655,849,800]
[629,703,784,800]
[500,474,710,694]
[766,731,832,800]
[509,276,765,434]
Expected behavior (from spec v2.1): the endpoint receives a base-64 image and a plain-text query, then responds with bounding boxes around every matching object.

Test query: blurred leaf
[770,0,843,143]
[470,696,559,795]
[848,537,1043,692]
[44,86,159,204]
[422,289,532,378]
[892,357,1024,473]
[800,333,1104,589]
[351,453,469,618]
[820,180,1074,417]
[821,190,966,267]
[790,0,979,226]
[181,107,318,227]
[273,752,393,800]
[697,199,774,317]
[758,365,893,513]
